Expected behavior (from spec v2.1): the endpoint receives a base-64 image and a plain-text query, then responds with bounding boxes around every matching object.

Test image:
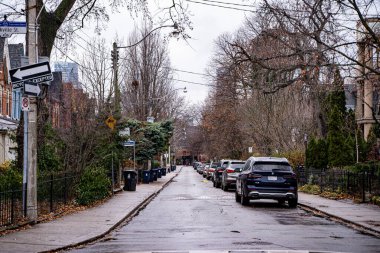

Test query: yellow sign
[105,116,116,130]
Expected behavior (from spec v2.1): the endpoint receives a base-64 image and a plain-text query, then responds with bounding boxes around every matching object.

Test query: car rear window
[252,162,292,172]
[230,163,244,169]
[211,163,221,168]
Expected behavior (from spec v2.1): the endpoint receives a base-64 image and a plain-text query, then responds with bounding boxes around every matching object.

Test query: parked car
[199,163,210,177]
[235,157,298,208]
[213,159,229,188]
[220,160,245,190]
[206,162,220,180]
[193,162,202,170]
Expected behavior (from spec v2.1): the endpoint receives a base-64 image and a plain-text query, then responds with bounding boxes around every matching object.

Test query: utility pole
[111,42,120,118]
[26,0,38,221]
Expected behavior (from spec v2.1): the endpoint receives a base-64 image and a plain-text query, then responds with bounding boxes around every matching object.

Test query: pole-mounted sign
[23,82,41,97]
[21,97,30,111]
[10,61,53,88]
[0,21,27,37]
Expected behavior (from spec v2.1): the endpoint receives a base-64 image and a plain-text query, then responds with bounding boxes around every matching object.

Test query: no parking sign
[21,97,30,111]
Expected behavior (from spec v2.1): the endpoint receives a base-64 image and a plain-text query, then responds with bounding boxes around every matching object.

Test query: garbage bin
[171,165,176,171]
[157,168,162,178]
[161,168,166,176]
[149,170,154,182]
[152,169,158,181]
[123,170,137,191]
[142,170,150,184]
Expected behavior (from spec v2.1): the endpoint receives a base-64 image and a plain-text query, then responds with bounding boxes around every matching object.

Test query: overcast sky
[84,0,252,105]
[68,0,252,105]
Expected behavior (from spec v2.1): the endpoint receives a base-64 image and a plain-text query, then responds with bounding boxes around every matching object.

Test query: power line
[186,0,256,13]
[53,44,113,72]
[186,0,377,21]
[171,78,215,87]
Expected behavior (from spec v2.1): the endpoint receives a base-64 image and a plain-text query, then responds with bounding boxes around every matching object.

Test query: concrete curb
[43,168,182,253]
[298,203,380,239]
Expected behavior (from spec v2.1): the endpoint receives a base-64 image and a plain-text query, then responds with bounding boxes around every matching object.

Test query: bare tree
[120,22,183,122]
[79,37,113,115]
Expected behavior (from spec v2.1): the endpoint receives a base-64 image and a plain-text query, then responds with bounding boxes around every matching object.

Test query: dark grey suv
[235,157,298,207]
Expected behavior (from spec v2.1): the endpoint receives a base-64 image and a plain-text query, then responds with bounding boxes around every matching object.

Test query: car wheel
[288,198,298,208]
[278,199,285,205]
[222,183,228,191]
[240,184,250,206]
[235,190,241,202]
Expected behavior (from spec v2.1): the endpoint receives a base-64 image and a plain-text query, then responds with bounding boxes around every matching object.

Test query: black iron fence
[0,172,79,228]
[295,166,380,202]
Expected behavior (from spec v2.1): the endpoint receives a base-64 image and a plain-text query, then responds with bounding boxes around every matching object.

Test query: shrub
[371,195,380,207]
[299,184,320,195]
[0,161,22,190]
[76,166,111,205]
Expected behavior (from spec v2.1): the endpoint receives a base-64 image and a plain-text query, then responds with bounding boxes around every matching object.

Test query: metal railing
[0,172,79,228]
[295,166,380,202]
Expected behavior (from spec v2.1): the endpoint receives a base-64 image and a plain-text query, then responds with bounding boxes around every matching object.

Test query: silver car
[221,160,245,191]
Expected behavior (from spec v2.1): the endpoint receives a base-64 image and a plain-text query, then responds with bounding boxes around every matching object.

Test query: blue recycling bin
[149,170,154,182]
[157,168,162,178]
[152,169,158,181]
[161,168,166,176]
[142,170,150,184]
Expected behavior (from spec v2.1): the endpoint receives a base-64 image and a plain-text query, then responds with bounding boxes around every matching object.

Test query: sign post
[122,140,136,171]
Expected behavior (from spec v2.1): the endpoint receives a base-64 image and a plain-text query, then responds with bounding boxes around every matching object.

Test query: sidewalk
[298,192,380,237]
[0,169,180,253]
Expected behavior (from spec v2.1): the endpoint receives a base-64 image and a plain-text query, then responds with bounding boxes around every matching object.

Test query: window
[0,86,3,115]
[6,90,10,116]
[242,159,251,171]
[252,162,292,172]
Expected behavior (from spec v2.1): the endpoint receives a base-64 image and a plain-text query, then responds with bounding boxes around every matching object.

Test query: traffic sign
[122,140,135,147]
[10,61,53,87]
[0,21,27,38]
[105,116,117,130]
[119,127,130,137]
[21,97,30,111]
[23,82,41,97]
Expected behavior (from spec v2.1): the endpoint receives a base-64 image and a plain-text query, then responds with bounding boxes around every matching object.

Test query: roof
[0,38,5,61]
[249,157,289,163]
[0,117,18,131]
[8,43,24,69]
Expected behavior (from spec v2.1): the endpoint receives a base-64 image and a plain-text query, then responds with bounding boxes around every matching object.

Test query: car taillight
[283,174,297,179]
[248,173,262,179]
[226,169,235,173]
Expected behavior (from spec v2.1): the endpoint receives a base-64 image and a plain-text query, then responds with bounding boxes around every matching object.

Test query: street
[70,166,380,252]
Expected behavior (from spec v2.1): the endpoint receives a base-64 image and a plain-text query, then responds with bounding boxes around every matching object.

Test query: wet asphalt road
[70,166,380,252]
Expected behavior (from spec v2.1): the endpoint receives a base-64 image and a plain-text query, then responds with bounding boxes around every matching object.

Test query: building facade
[53,62,79,88]
[355,18,380,140]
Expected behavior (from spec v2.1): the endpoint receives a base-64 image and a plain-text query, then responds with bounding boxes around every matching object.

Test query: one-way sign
[24,82,41,97]
[10,61,53,87]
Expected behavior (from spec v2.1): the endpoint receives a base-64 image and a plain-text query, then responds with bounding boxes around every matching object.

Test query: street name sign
[10,61,53,87]
[122,140,135,147]
[24,82,41,97]
[0,21,27,38]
